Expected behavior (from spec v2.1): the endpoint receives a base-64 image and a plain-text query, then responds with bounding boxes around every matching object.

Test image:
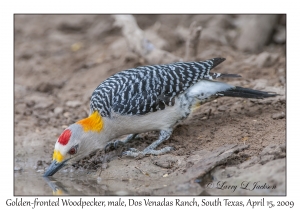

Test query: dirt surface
[14,15,286,195]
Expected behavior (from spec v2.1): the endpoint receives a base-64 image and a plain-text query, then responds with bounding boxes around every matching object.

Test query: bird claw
[105,134,139,153]
[121,148,139,157]
[128,148,139,152]
[122,146,174,158]
[104,140,124,153]
[104,143,113,153]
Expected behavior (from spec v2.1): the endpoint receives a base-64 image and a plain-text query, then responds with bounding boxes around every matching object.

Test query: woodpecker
[44,57,277,176]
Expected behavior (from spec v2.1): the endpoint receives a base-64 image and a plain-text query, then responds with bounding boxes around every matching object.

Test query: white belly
[103,98,187,139]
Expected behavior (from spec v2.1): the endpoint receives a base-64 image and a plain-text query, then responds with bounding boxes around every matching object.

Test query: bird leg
[122,129,174,158]
[105,133,138,153]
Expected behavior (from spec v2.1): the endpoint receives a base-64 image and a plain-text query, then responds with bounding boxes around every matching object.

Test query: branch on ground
[112,15,181,65]
[185,21,202,61]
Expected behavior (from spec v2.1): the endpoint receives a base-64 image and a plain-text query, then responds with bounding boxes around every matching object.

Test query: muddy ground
[14,15,286,195]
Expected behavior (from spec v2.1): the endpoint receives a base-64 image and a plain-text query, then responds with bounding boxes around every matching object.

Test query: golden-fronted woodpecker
[44,58,277,176]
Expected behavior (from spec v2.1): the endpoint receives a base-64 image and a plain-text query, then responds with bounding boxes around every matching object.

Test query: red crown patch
[58,129,71,145]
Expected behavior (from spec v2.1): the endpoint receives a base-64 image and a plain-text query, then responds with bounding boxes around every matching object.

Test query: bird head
[44,111,104,176]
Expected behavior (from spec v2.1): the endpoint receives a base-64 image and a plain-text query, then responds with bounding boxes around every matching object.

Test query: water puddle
[14,170,135,196]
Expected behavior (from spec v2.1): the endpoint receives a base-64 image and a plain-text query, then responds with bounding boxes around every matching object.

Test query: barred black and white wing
[90,57,238,117]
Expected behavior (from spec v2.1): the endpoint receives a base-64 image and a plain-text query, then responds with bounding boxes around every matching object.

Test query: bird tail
[220,86,278,99]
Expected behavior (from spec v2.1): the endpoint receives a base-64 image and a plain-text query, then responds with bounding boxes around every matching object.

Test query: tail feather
[220,86,278,99]
[209,72,242,79]
[205,58,242,80]
[218,73,242,78]
[211,58,226,69]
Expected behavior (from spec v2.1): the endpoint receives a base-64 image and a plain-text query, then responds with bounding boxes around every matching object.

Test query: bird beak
[43,159,69,177]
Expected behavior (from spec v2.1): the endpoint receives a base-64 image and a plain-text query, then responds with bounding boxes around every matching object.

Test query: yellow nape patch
[53,150,64,163]
[76,111,104,132]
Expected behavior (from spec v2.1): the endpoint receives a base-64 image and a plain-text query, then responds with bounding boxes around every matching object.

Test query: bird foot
[104,140,124,153]
[122,146,174,158]
[105,134,140,153]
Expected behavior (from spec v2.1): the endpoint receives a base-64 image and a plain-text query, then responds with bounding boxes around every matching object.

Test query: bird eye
[68,146,77,155]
